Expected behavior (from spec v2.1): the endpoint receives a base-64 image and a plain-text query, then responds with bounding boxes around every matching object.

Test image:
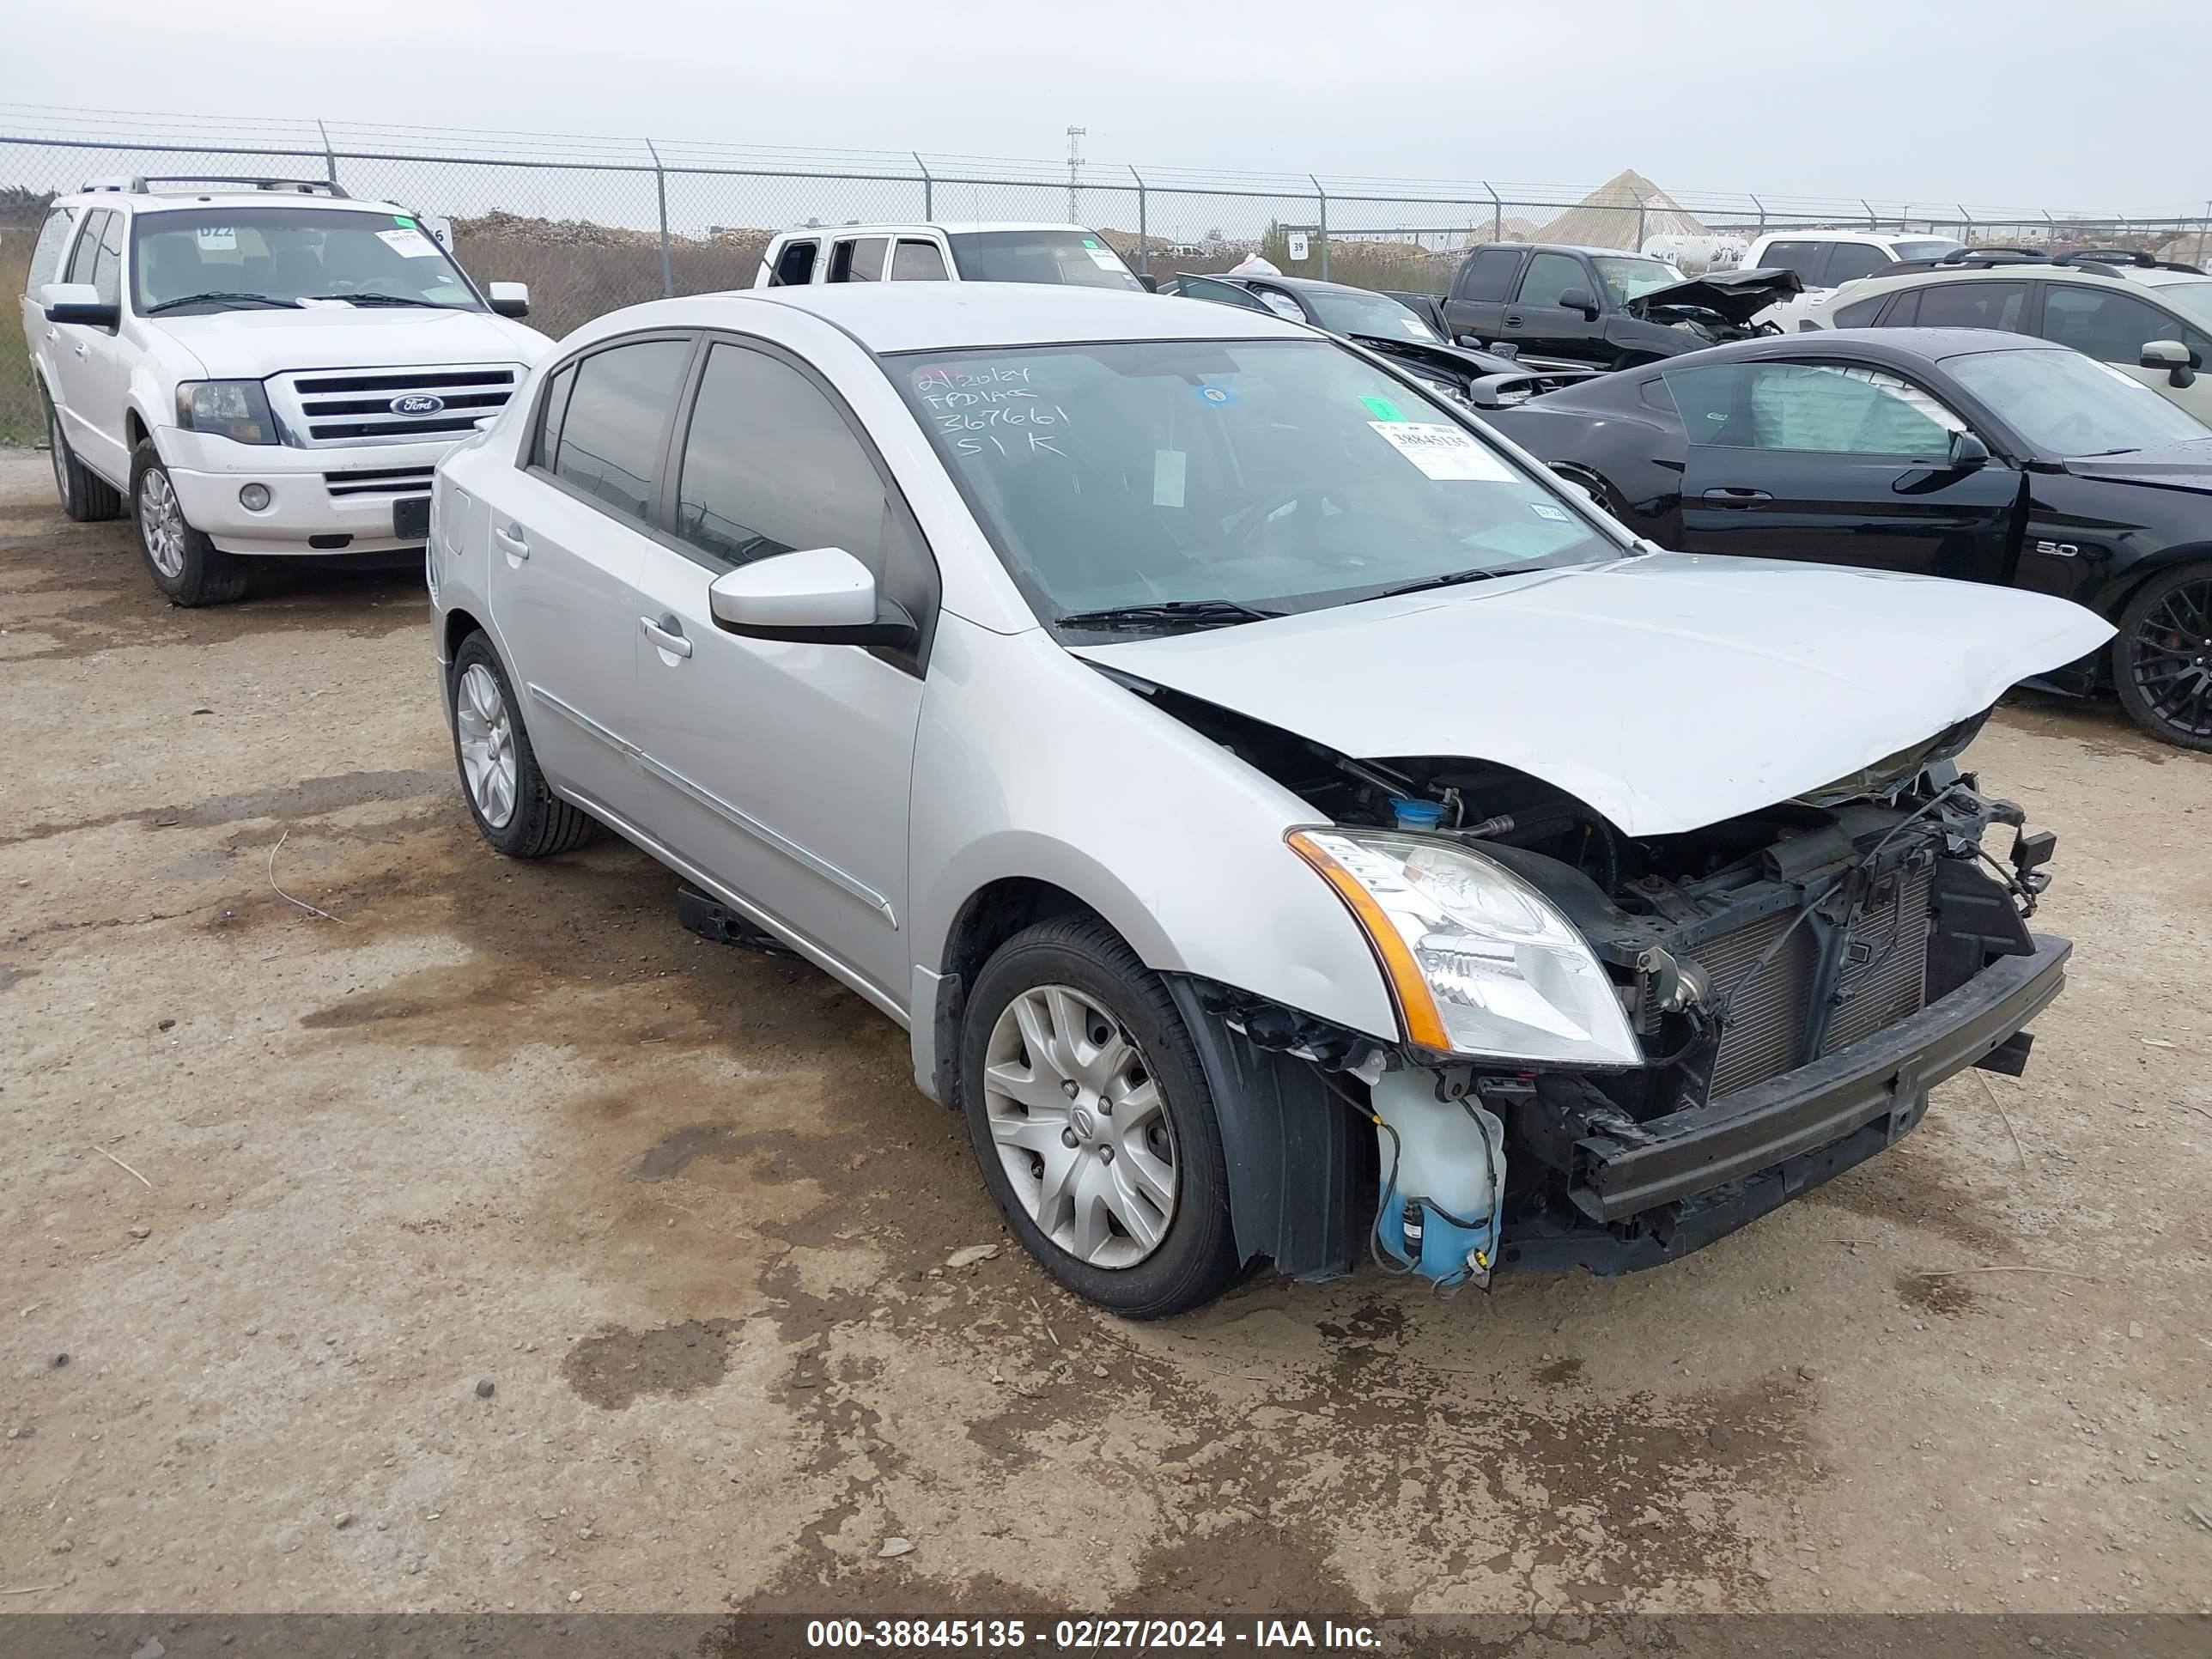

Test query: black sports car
[1483,328,2212,749]
[1162,271,1598,408]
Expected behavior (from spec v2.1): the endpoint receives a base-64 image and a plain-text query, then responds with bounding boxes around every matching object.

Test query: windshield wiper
[307,293,451,309]
[1054,598,1284,634]
[144,292,301,313]
[1359,567,1514,603]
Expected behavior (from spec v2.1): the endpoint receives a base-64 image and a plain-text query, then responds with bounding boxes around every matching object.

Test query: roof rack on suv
[2051,247,2205,276]
[82,175,352,198]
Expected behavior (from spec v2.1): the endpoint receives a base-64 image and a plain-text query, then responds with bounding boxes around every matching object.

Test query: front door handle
[71,340,89,357]
[1700,486,1773,505]
[491,522,529,559]
[641,615,692,659]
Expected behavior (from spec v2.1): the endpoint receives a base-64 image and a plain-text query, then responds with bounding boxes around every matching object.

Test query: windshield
[1300,287,1441,343]
[1946,347,2209,457]
[1593,256,1686,303]
[131,206,483,313]
[1893,238,1963,263]
[944,230,1142,291]
[2154,280,2212,332]
[895,337,1621,630]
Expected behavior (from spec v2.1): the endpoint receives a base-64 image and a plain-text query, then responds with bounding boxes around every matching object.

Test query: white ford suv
[21,176,552,605]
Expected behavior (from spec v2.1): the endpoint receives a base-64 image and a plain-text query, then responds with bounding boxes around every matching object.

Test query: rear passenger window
[1913,281,2029,332]
[769,240,818,286]
[1823,243,1890,284]
[889,240,949,282]
[1831,292,1893,328]
[27,208,79,289]
[828,238,888,283]
[548,337,692,520]
[674,342,930,609]
[532,364,576,470]
[1459,248,1522,303]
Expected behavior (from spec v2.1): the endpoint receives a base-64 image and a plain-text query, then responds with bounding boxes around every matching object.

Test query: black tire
[129,441,249,606]
[447,631,596,858]
[40,386,123,523]
[2112,561,2212,752]
[957,915,1242,1319]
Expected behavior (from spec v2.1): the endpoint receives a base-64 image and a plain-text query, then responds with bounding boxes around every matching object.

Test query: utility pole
[1065,126,1086,222]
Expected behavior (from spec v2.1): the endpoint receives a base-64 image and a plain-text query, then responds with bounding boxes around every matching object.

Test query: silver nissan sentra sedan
[428,282,2108,1317]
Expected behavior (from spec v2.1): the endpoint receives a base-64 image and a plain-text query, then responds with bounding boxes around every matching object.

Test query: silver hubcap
[137,467,187,580]
[454,664,519,829]
[982,984,1178,1268]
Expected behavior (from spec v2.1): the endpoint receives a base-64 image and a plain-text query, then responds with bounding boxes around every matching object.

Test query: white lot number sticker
[1081,240,1123,271]
[1368,421,1515,481]
[377,228,443,258]
[195,228,237,252]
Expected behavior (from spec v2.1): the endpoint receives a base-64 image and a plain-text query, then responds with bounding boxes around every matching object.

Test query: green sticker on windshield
[393,215,417,228]
[1360,395,1407,422]
[1083,238,1101,249]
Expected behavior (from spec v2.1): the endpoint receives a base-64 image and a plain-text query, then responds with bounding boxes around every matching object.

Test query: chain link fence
[6,106,2211,443]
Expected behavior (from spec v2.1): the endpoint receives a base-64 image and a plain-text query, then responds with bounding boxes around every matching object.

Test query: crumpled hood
[2062,437,2212,494]
[1072,554,2113,836]
[150,306,550,376]
[1626,267,1804,326]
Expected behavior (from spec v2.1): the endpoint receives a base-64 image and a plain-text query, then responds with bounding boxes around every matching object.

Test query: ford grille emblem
[390,394,445,416]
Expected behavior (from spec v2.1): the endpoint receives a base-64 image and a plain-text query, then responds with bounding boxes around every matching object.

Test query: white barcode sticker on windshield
[377,228,442,258]
[1401,318,1429,337]
[195,228,237,252]
[1152,448,1187,507]
[1368,421,1514,481]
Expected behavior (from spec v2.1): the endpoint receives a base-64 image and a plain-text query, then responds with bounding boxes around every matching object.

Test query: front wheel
[2112,562,2212,751]
[131,442,247,606]
[957,916,1242,1318]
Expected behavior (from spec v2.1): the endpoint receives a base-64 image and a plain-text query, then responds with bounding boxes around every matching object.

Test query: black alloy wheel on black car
[2114,562,2212,752]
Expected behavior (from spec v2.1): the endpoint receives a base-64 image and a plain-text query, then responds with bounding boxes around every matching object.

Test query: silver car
[429,283,2110,1317]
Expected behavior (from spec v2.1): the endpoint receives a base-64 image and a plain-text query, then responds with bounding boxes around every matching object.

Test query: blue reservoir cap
[1389,798,1445,831]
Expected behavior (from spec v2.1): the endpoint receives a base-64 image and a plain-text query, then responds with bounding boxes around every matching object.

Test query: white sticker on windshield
[195,228,237,252]
[1367,422,1515,481]
[1152,449,1187,508]
[1080,239,1123,270]
[1401,318,1430,337]
[377,228,442,258]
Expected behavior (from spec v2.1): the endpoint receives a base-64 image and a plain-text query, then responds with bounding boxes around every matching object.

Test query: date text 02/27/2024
[803,1617,1382,1650]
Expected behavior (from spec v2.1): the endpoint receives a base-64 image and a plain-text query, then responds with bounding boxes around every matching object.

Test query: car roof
[1850,259,2208,291]
[1653,327,2059,369]
[1219,274,1387,298]
[770,222,1097,239]
[1475,243,1672,259]
[725,283,1310,352]
[1755,228,1947,245]
[63,188,407,216]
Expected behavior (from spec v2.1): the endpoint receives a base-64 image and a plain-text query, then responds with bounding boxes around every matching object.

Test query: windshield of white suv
[1298,288,1441,343]
[2154,280,2212,333]
[1593,257,1685,303]
[1893,238,1963,263]
[944,231,1142,290]
[895,337,1622,632]
[1946,347,2209,457]
[131,207,484,314]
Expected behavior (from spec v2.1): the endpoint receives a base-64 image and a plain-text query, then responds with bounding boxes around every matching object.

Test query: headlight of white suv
[175,380,280,446]
[1290,828,1642,1066]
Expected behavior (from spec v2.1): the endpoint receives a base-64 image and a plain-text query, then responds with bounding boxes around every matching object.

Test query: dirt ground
[2,447,2208,1621]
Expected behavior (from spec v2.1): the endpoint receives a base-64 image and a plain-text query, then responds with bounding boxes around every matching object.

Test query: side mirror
[1556,286,1598,319]
[1137,274,1159,293]
[41,282,118,328]
[707,546,916,647]
[1948,430,1991,470]
[486,282,531,319]
[2141,338,2197,387]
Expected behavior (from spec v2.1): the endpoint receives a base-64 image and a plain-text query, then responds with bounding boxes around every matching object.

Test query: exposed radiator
[1699,860,1934,1101]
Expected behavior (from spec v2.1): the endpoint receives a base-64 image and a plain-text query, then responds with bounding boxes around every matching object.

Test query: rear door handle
[491,522,529,558]
[1503,313,1523,327]
[1700,487,1772,505]
[71,340,89,357]
[641,615,692,659]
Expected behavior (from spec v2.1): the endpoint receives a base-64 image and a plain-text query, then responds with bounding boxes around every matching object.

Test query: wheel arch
[2094,544,2212,623]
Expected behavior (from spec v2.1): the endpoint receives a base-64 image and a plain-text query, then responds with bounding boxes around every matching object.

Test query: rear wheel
[41,389,122,522]
[958,916,1241,1318]
[447,632,595,858]
[2112,562,2212,751]
[131,442,247,606]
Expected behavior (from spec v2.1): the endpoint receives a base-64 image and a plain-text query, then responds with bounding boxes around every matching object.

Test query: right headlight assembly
[1289,828,1642,1067]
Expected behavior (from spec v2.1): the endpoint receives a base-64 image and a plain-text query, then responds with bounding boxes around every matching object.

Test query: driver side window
[1664,361,1966,456]
[1517,252,1588,308]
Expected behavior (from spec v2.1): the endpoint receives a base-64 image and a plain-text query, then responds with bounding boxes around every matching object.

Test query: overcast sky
[6,0,2207,213]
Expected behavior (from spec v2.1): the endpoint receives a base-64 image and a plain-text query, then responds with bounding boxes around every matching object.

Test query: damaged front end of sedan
[1145,690,2069,1291]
